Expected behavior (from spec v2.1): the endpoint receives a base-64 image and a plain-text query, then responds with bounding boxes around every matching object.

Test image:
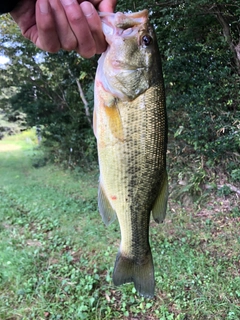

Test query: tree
[0,15,98,165]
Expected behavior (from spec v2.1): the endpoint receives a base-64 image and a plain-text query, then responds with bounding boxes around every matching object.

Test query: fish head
[98,10,162,100]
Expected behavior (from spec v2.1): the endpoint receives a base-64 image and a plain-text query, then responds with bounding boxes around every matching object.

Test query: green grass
[0,132,239,319]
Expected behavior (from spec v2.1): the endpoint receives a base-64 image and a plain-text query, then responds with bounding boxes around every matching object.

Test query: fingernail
[60,0,75,6]
[39,0,49,14]
[81,2,94,18]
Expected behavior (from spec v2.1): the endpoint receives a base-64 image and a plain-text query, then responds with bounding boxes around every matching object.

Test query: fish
[93,9,168,298]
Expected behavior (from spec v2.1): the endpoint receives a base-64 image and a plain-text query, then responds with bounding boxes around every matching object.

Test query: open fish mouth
[100,11,148,44]
[101,22,139,43]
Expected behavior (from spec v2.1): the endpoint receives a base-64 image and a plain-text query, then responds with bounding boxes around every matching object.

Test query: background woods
[0,15,97,165]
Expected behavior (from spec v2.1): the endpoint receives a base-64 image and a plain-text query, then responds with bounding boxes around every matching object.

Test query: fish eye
[141,35,152,46]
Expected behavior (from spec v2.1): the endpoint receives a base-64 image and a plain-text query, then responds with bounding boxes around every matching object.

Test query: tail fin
[112,251,155,298]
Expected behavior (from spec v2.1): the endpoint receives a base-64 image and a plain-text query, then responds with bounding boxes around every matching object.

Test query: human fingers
[10,0,39,44]
[37,0,95,56]
[11,0,62,52]
[80,1,106,54]
[35,0,62,52]
[77,0,116,13]
[60,0,96,58]
[46,0,78,51]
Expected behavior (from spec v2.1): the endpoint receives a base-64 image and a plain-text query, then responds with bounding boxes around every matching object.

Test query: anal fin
[152,170,168,223]
[98,183,116,226]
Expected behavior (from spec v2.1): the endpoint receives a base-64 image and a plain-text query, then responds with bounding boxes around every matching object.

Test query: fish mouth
[111,59,145,71]
[101,21,139,40]
[100,10,149,40]
[120,68,145,73]
[114,66,146,75]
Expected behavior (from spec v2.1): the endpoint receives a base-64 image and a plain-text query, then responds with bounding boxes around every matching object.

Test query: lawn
[0,131,239,319]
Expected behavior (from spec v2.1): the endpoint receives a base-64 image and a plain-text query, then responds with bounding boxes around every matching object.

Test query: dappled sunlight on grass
[0,144,21,152]
[0,129,38,152]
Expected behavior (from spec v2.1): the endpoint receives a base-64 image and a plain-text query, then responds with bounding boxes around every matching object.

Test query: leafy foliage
[0,17,97,165]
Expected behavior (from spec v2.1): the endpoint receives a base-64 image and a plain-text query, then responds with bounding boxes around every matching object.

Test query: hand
[10,0,117,58]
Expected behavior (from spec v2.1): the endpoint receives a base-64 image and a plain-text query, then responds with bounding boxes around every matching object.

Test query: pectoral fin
[152,170,168,223]
[104,104,124,141]
[98,183,116,226]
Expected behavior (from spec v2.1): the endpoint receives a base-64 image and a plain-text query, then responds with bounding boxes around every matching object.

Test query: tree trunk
[214,5,240,75]
[68,68,93,129]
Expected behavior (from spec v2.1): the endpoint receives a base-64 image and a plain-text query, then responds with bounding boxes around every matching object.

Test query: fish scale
[94,10,168,297]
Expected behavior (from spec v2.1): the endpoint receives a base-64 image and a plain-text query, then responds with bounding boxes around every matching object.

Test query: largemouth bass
[94,9,168,298]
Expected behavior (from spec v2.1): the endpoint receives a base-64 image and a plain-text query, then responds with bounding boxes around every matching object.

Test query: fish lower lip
[118,68,144,72]
[113,61,144,71]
